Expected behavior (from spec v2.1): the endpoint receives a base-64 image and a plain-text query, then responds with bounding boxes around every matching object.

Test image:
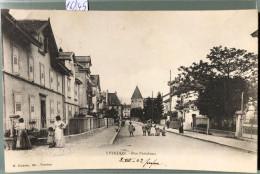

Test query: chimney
[115,91,117,95]
[59,47,63,52]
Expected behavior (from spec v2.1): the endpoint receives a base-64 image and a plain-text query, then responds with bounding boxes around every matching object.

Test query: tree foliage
[171,46,257,119]
[130,108,144,121]
[197,77,249,118]
[143,93,164,123]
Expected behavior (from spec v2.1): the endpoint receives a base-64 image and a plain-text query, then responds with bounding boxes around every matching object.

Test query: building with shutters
[1,10,72,131]
[131,86,144,109]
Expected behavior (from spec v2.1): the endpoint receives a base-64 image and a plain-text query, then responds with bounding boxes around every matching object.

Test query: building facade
[123,104,131,118]
[1,11,71,132]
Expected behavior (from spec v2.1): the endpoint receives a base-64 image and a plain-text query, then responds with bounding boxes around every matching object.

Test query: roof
[131,86,143,99]
[108,93,122,106]
[17,20,49,35]
[75,56,92,65]
[251,30,258,37]
[90,75,100,88]
[1,10,41,47]
[58,52,75,61]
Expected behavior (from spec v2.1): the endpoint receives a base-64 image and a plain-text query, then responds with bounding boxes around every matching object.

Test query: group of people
[142,122,166,136]
[127,121,166,137]
[14,115,67,150]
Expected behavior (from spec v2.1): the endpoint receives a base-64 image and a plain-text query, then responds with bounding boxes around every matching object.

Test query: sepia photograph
[1,9,258,173]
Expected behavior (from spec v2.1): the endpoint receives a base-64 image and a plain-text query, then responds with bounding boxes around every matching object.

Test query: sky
[10,10,258,104]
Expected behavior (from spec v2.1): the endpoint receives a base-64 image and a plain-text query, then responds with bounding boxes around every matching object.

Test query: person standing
[128,122,135,137]
[142,122,146,136]
[166,120,170,129]
[15,118,32,150]
[146,122,152,136]
[54,115,67,148]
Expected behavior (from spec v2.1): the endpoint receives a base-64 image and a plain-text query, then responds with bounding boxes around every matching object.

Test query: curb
[165,129,257,154]
[109,127,121,144]
[133,121,257,154]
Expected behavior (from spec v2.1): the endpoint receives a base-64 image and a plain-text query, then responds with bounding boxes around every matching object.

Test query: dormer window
[38,34,48,54]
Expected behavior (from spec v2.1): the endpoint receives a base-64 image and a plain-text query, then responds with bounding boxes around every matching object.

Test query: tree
[154,92,164,123]
[207,46,257,78]
[143,97,153,121]
[105,108,117,120]
[171,46,256,121]
[197,77,249,119]
[130,108,143,121]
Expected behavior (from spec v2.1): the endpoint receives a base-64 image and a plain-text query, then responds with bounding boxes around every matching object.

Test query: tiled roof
[90,75,100,88]
[131,86,143,99]
[108,93,122,106]
[17,20,48,35]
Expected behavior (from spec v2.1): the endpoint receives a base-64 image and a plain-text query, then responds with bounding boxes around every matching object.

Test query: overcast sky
[11,10,258,104]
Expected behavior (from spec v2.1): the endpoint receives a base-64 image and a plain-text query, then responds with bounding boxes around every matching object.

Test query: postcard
[2,9,258,173]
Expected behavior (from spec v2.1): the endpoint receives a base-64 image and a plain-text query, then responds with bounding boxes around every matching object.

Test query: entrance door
[40,97,46,128]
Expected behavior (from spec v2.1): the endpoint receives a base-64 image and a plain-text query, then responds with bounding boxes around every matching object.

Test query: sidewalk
[5,125,118,158]
[134,121,257,153]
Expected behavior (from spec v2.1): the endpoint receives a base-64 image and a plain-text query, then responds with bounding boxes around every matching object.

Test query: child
[161,127,166,136]
[47,127,55,148]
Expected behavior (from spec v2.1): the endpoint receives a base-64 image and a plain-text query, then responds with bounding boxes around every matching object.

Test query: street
[5,121,257,173]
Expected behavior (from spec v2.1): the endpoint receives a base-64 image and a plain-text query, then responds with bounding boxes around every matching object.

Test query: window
[57,74,62,93]
[50,100,54,118]
[29,95,35,119]
[67,78,71,97]
[28,57,34,81]
[14,93,22,115]
[74,83,78,100]
[68,105,72,117]
[39,35,44,53]
[57,102,61,115]
[49,70,54,90]
[40,64,45,86]
[12,46,19,74]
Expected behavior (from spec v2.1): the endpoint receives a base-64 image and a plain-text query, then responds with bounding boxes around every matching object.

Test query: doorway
[40,96,46,128]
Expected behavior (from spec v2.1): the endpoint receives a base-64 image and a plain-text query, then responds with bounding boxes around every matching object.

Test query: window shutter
[29,57,34,81]
[40,64,45,85]
[14,93,22,115]
[50,100,54,118]
[57,102,61,115]
[12,46,19,74]
[29,95,35,119]
[50,70,54,90]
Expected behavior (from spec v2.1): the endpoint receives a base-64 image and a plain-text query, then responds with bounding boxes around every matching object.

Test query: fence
[93,118,106,129]
[65,117,92,135]
[242,118,258,139]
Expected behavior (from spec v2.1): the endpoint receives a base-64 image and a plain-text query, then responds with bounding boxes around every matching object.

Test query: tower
[131,86,143,109]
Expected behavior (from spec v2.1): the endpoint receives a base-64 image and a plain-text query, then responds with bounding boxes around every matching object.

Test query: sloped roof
[131,86,143,99]
[17,20,49,35]
[108,93,122,106]
[90,75,100,88]
[1,10,41,47]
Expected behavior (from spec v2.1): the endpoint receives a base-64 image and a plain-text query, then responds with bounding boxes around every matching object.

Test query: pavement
[5,125,118,158]
[134,121,257,153]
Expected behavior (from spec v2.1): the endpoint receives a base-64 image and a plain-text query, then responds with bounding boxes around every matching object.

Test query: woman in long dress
[15,118,32,150]
[54,115,67,148]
